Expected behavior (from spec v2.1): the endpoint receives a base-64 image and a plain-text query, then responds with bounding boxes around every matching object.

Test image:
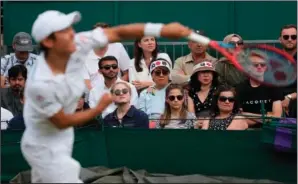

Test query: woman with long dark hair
[200,85,248,130]
[187,61,219,117]
[156,84,196,129]
[129,36,171,92]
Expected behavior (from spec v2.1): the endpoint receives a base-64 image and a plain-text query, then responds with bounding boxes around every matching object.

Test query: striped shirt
[1,53,38,77]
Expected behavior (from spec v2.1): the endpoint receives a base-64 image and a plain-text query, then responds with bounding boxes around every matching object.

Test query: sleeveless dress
[208,114,236,130]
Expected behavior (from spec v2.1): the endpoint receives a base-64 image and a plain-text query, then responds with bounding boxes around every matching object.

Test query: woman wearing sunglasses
[137,58,172,120]
[156,84,196,129]
[200,85,248,130]
[215,34,247,87]
[104,82,149,128]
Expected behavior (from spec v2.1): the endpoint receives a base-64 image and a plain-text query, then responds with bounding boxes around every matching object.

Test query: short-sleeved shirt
[103,105,149,128]
[172,53,217,84]
[1,53,37,77]
[83,42,131,88]
[21,28,109,151]
[235,80,284,114]
[137,84,169,117]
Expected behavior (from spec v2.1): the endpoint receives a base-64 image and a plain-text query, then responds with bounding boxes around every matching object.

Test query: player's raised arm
[49,93,113,129]
[102,22,192,43]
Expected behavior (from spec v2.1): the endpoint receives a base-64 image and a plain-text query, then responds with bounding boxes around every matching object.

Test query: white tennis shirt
[21,28,108,151]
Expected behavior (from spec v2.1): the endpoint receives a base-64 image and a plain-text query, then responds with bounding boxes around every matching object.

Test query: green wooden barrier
[1,127,108,182]
[1,129,297,183]
[3,1,297,45]
[104,129,296,183]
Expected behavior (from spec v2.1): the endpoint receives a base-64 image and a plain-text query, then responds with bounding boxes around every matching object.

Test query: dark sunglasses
[168,95,184,101]
[218,96,235,103]
[228,40,244,46]
[253,63,266,68]
[101,64,118,70]
[282,35,297,40]
[154,69,169,76]
[113,88,129,96]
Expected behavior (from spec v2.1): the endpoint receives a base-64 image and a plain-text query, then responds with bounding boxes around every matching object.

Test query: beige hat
[223,33,243,43]
[191,61,216,76]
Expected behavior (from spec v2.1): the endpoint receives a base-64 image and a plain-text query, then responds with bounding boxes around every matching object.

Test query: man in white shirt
[84,23,131,89]
[89,56,138,118]
[1,32,38,88]
[20,9,192,183]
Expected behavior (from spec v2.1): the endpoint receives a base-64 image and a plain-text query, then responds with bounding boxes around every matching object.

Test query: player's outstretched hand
[96,93,113,113]
[160,22,192,39]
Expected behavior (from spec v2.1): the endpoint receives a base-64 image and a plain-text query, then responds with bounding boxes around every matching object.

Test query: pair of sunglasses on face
[228,40,244,46]
[282,35,297,40]
[101,64,118,70]
[252,63,266,68]
[218,96,235,103]
[168,95,184,101]
[153,69,169,76]
[113,88,129,96]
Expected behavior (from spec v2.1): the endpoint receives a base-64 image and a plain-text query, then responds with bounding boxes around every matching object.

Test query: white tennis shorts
[21,142,83,183]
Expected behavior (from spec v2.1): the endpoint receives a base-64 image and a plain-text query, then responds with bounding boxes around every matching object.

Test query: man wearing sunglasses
[88,56,138,118]
[215,33,247,87]
[279,24,297,118]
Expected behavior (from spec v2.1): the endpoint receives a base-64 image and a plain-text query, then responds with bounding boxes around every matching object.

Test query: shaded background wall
[3,1,297,45]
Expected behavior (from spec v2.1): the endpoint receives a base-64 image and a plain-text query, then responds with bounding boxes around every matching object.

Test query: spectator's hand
[132,80,145,90]
[282,97,290,108]
[194,120,203,129]
[146,86,155,95]
[161,22,192,39]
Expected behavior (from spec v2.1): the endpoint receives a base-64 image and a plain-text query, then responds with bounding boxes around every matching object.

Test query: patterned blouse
[208,114,236,130]
[188,86,217,116]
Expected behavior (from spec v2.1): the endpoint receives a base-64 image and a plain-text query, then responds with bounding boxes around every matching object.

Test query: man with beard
[1,65,27,116]
[1,32,37,88]
[88,56,138,118]
[279,24,297,118]
[172,30,217,85]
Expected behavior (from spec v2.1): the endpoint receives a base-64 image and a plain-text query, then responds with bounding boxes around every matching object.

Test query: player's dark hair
[98,55,118,69]
[39,33,56,57]
[280,24,297,36]
[8,65,27,80]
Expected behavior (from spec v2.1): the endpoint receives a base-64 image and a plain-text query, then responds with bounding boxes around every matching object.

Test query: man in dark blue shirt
[104,82,149,128]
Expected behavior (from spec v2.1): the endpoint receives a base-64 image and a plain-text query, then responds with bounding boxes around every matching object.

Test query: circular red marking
[274,71,287,81]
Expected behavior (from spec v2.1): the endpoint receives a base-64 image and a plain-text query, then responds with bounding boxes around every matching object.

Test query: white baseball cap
[31,10,81,43]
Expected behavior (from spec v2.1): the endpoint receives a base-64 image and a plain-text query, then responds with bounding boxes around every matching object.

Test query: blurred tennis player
[20,10,192,183]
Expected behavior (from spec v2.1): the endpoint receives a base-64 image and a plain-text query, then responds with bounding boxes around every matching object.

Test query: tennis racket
[187,32,297,87]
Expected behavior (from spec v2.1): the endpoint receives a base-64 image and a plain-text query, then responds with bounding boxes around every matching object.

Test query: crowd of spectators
[1,23,297,130]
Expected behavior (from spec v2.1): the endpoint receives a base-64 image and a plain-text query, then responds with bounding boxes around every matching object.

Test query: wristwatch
[286,94,292,100]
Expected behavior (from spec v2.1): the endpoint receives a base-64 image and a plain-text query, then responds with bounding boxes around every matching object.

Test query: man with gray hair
[1,32,37,87]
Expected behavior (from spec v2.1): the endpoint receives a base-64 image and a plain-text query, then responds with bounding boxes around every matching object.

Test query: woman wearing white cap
[20,10,192,183]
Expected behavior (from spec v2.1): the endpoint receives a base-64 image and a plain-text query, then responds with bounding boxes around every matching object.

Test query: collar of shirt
[111,105,136,120]
[185,53,213,63]
[31,52,53,81]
